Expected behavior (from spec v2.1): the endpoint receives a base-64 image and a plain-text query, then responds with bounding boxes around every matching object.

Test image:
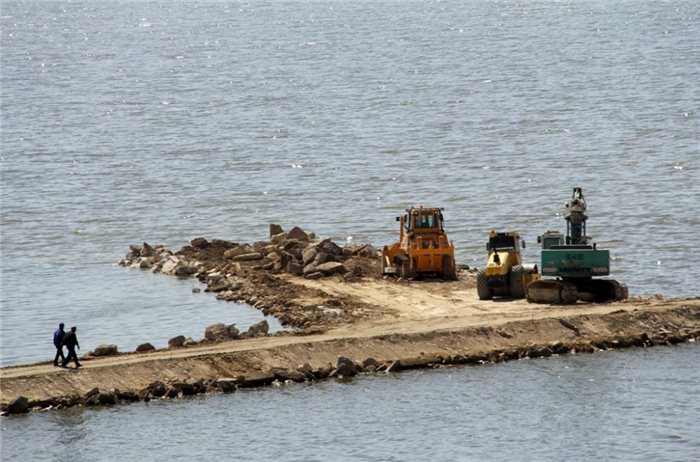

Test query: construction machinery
[526,187,628,304]
[382,206,457,280]
[476,231,540,300]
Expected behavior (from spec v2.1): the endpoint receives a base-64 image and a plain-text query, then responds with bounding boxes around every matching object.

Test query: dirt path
[6,278,693,380]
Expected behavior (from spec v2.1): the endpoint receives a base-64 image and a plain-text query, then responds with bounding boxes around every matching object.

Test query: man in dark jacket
[53,323,66,366]
[62,326,81,368]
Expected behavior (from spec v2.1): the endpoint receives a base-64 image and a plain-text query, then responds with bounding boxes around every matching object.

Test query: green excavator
[526,187,628,304]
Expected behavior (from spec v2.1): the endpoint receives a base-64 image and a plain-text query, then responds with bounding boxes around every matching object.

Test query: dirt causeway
[2,230,699,414]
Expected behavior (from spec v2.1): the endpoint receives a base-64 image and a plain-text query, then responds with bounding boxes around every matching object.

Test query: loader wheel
[398,258,415,279]
[509,265,526,298]
[441,256,458,281]
[476,269,492,300]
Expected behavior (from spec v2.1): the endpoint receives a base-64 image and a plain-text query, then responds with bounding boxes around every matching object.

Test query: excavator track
[526,280,578,305]
[586,279,629,302]
[612,280,629,301]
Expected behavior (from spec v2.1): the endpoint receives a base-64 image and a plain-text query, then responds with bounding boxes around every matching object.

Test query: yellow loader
[382,206,457,280]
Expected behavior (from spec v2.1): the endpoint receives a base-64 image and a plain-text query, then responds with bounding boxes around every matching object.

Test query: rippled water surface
[2,0,697,366]
[1,0,698,458]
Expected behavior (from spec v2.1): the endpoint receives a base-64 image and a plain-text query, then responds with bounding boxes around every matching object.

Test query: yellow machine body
[477,230,539,299]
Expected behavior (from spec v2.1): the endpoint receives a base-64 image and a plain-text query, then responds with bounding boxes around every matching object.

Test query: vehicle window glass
[415,215,436,228]
[490,236,516,249]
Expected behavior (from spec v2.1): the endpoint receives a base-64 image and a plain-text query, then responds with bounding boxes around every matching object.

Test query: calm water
[2,343,699,461]
[1,0,698,458]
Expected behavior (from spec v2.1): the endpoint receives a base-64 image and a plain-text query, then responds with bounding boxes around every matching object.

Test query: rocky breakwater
[119,225,382,330]
[0,354,397,415]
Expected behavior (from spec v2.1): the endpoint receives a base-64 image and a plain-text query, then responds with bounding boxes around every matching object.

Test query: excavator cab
[382,206,457,280]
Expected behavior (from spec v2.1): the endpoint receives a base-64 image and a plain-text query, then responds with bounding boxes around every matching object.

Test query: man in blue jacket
[53,323,66,366]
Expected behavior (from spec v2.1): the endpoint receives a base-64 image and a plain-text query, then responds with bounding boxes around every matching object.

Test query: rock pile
[119,224,382,329]
[119,224,380,282]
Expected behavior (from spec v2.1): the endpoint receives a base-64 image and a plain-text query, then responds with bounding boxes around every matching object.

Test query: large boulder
[232,253,263,262]
[97,392,117,405]
[168,335,186,348]
[272,368,306,383]
[224,245,252,259]
[305,271,324,280]
[172,382,197,396]
[281,242,303,261]
[205,323,230,341]
[302,247,318,265]
[335,357,357,377]
[215,378,238,393]
[286,226,310,242]
[147,381,166,397]
[190,237,209,248]
[227,324,240,339]
[314,251,337,265]
[271,232,288,244]
[316,238,343,256]
[261,244,277,256]
[302,262,319,276]
[246,320,269,337]
[129,244,142,258]
[5,396,29,414]
[358,244,379,258]
[269,224,284,238]
[136,342,155,352]
[174,265,198,277]
[141,242,155,257]
[161,256,180,275]
[316,262,347,276]
[92,344,119,357]
[287,261,304,276]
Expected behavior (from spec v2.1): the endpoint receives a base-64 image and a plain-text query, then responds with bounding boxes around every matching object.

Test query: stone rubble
[118,224,384,332]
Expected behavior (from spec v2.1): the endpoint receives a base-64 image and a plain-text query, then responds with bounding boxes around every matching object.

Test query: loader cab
[406,207,445,233]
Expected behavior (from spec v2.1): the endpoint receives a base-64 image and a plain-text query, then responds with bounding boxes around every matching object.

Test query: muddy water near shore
[2,342,698,461]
